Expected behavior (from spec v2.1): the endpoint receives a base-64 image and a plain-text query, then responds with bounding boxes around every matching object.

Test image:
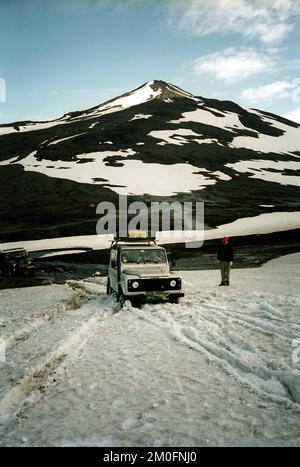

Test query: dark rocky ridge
[0,80,299,243]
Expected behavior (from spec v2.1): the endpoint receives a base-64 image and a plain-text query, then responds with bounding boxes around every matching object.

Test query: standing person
[217,237,234,286]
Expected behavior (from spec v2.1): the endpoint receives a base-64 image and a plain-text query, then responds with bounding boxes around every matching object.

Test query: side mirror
[168,254,175,270]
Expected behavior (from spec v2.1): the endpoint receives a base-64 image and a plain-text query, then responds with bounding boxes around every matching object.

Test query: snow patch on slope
[48,133,86,146]
[169,106,249,133]
[130,114,152,121]
[0,149,216,196]
[148,129,219,146]
[148,129,200,146]
[231,110,300,155]
[0,119,70,136]
[71,82,162,121]
[226,160,300,187]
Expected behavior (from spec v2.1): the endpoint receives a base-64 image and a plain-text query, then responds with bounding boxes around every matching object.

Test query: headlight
[132,281,139,289]
[170,280,177,287]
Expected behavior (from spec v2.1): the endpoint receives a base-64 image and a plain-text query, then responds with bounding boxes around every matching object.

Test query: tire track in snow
[2,288,86,350]
[200,304,299,342]
[132,304,300,410]
[184,310,284,374]
[0,291,114,427]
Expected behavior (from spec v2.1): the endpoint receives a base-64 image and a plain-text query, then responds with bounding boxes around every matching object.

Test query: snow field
[1,211,299,256]
[0,254,300,446]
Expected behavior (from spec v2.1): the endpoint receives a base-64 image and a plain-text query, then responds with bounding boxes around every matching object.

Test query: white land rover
[106,232,184,307]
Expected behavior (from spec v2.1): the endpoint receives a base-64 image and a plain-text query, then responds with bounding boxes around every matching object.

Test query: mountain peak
[145,80,195,99]
[64,80,195,122]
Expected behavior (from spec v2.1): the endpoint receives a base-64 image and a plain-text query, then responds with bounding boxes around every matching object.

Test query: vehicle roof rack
[110,232,157,247]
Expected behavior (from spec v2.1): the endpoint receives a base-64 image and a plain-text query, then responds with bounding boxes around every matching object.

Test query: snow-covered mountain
[0,80,299,241]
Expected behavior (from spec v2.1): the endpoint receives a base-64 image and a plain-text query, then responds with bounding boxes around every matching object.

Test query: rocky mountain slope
[0,80,299,241]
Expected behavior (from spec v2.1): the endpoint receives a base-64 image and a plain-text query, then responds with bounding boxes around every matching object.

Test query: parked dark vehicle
[0,248,35,277]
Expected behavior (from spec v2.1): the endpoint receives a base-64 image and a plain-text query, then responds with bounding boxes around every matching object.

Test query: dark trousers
[220,261,231,283]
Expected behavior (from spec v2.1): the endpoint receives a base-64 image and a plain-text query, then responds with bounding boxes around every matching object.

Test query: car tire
[106,280,112,295]
[169,296,180,304]
[117,288,126,308]
[118,294,126,308]
[130,298,141,308]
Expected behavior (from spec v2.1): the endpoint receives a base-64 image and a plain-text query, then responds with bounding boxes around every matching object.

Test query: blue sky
[1,0,300,123]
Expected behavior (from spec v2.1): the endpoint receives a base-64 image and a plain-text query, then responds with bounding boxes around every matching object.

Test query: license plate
[147,292,167,300]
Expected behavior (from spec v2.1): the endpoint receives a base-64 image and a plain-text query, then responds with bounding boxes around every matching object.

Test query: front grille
[128,278,181,292]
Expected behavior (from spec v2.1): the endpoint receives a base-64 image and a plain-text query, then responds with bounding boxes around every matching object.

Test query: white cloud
[241,79,300,102]
[169,0,300,44]
[191,47,277,83]
[285,107,300,124]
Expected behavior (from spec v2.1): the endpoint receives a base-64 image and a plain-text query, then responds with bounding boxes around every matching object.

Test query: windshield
[121,249,166,265]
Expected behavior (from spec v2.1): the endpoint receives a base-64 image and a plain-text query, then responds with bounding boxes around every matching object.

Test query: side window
[110,250,117,269]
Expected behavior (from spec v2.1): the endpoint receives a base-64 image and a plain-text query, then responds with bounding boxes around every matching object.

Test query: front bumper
[125,291,185,302]
[9,265,36,274]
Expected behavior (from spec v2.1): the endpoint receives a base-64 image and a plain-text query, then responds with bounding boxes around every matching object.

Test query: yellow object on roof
[128,230,147,239]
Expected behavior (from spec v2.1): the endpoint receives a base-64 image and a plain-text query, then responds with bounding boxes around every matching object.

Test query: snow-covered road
[1,254,300,446]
